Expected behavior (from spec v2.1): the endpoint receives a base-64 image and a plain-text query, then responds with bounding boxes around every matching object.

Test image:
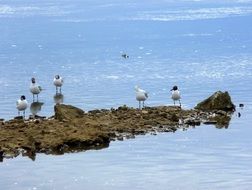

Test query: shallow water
[0,0,252,189]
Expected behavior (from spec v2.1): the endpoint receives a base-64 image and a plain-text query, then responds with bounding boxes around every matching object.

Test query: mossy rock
[195,91,235,111]
[54,104,84,121]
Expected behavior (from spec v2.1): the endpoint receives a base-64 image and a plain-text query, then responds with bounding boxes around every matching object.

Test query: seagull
[171,85,181,107]
[30,77,42,102]
[16,95,28,118]
[121,53,129,59]
[135,85,148,109]
[53,75,63,94]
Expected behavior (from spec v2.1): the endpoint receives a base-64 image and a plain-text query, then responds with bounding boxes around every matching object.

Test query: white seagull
[171,85,181,107]
[135,85,148,109]
[16,95,28,118]
[53,75,63,94]
[30,77,42,102]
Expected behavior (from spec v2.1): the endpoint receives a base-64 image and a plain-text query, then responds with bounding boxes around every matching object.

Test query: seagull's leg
[174,100,175,106]
[56,87,58,94]
[179,100,181,107]
[37,94,39,102]
[143,101,145,108]
[18,111,20,116]
[60,87,62,94]
[33,94,35,102]
[139,101,141,109]
[23,110,25,118]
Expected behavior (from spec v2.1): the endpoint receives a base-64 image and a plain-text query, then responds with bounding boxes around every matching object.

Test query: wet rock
[117,136,124,141]
[0,149,3,162]
[184,118,201,126]
[203,121,217,125]
[141,110,148,114]
[14,116,24,120]
[169,114,179,122]
[29,115,46,120]
[54,104,84,121]
[215,110,227,116]
[88,109,102,114]
[125,134,135,139]
[212,114,231,127]
[169,126,177,132]
[118,105,130,111]
[238,112,241,118]
[239,103,244,108]
[195,91,235,111]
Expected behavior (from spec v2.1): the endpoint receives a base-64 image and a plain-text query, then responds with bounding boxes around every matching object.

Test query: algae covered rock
[195,91,235,111]
[54,104,84,121]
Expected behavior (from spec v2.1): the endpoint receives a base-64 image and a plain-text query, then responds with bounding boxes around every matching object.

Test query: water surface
[0,0,252,189]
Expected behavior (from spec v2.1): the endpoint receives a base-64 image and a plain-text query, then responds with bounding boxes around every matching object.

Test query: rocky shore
[0,91,235,161]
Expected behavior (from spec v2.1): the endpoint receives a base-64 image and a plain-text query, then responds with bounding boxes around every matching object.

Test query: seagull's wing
[38,86,42,91]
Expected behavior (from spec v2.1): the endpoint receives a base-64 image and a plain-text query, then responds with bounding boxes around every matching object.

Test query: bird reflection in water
[54,93,64,104]
[30,102,44,118]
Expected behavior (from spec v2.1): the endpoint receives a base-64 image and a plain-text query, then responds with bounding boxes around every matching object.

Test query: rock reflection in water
[54,93,64,104]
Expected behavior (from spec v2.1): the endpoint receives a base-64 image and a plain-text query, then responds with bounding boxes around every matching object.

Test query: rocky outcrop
[54,104,84,121]
[195,91,235,111]
[0,92,236,161]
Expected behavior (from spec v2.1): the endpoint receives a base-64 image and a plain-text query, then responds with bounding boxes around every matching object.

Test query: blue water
[0,0,252,189]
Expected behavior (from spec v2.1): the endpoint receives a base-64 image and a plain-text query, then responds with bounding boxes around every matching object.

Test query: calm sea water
[0,0,252,189]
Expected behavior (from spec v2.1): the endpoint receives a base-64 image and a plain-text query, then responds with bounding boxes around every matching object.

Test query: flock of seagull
[135,85,181,109]
[16,75,64,117]
[16,75,181,118]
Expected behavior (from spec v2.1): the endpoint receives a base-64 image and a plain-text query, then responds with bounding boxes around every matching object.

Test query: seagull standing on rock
[171,85,181,107]
[16,95,28,118]
[53,75,63,94]
[135,85,148,109]
[30,77,42,102]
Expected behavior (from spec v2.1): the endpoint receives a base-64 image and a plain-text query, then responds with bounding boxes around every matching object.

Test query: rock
[29,115,46,120]
[0,103,234,161]
[195,91,235,111]
[203,121,217,125]
[54,104,84,121]
[141,110,148,114]
[215,110,227,115]
[0,149,3,162]
[184,118,201,126]
[117,136,124,141]
[169,114,179,122]
[14,116,24,120]
[118,105,130,111]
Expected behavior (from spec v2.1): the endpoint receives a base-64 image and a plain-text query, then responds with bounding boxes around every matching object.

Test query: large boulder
[54,104,84,121]
[195,91,235,111]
